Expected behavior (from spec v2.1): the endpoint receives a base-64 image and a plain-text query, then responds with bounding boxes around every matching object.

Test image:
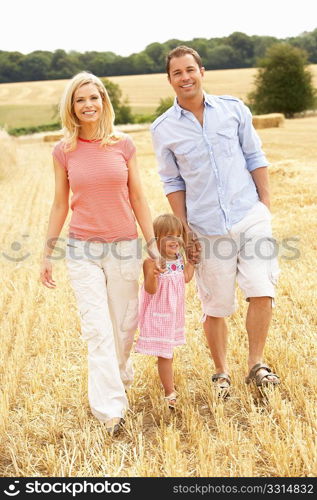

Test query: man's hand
[251,167,271,211]
[260,198,271,210]
[185,231,201,265]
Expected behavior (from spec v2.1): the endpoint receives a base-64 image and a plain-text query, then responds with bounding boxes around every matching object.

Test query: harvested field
[0,129,17,180]
[0,116,316,477]
[1,65,316,126]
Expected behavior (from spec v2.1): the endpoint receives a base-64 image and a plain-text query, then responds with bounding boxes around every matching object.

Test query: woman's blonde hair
[59,71,121,151]
[153,213,187,248]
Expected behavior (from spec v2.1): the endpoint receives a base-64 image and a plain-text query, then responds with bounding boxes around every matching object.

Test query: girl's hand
[143,258,160,294]
[153,266,161,277]
[153,255,166,274]
[147,257,164,275]
[40,258,56,288]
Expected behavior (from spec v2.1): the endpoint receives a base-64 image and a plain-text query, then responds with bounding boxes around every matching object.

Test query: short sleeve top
[52,134,138,242]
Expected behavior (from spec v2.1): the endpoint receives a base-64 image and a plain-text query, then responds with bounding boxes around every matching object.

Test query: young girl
[135,214,194,408]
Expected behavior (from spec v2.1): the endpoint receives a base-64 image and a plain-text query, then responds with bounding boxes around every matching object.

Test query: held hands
[40,257,56,288]
[147,240,166,273]
[185,231,201,265]
[153,255,166,274]
[146,258,162,277]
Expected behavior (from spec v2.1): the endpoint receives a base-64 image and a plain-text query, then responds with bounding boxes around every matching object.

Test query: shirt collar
[173,92,215,119]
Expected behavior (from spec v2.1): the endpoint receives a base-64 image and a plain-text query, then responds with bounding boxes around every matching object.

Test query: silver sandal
[211,373,231,398]
[164,391,177,409]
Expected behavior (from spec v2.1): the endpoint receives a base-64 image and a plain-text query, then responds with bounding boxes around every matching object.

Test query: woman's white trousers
[66,238,141,422]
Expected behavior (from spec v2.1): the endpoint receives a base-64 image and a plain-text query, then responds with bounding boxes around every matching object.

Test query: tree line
[1,29,317,83]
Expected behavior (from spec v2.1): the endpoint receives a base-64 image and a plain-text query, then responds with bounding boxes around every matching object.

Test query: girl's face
[73,83,103,125]
[158,232,182,259]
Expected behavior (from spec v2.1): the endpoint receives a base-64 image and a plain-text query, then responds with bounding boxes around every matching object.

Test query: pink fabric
[52,135,138,242]
[135,255,185,359]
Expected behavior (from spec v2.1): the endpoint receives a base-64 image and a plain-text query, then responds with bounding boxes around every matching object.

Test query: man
[151,46,280,396]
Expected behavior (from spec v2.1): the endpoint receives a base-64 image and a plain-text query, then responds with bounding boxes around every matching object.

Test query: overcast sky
[1,0,316,56]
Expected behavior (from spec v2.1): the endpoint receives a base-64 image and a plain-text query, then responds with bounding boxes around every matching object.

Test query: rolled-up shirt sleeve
[151,128,186,195]
[238,101,269,172]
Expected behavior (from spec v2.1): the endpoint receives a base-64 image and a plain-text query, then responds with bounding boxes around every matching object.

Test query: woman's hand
[40,257,56,288]
[147,240,166,273]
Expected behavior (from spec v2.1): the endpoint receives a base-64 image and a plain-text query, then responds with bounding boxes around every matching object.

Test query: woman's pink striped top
[52,135,138,242]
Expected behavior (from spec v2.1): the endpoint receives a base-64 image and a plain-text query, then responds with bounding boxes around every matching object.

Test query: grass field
[1,65,317,128]
[0,104,58,129]
[0,116,316,477]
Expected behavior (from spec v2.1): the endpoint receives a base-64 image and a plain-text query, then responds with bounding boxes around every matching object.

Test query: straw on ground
[0,117,316,477]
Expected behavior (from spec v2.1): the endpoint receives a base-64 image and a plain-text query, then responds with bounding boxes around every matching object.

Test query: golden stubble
[0,118,316,477]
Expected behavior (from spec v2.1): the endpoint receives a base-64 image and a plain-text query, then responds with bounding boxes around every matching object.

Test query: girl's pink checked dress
[135,254,185,359]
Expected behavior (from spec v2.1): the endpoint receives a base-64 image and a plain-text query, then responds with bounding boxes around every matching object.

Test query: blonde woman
[40,72,161,434]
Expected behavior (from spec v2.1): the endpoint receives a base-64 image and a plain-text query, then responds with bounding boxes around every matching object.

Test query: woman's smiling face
[73,83,103,125]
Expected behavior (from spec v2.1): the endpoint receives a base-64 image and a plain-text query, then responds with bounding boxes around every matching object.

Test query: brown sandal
[245,363,280,387]
[212,373,231,398]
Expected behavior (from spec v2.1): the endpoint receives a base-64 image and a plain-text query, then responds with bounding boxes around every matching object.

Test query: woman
[40,72,161,434]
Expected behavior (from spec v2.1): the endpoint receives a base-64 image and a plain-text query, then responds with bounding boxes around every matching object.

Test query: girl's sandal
[164,391,177,409]
[245,363,280,388]
[211,373,231,399]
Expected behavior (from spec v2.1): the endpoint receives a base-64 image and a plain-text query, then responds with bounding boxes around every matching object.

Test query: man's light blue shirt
[151,94,269,236]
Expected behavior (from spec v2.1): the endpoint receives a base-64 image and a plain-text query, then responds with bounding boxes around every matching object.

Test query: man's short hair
[166,46,202,76]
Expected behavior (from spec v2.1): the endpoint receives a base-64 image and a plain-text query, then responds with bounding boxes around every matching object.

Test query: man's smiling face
[168,54,205,102]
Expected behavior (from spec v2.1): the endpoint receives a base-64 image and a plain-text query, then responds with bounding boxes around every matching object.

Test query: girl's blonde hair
[59,71,122,151]
[153,213,187,247]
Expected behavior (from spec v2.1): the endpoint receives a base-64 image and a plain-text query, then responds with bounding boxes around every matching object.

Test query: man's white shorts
[194,201,280,318]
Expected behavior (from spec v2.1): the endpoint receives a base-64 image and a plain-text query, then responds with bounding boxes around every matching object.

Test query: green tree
[153,96,174,119]
[144,42,166,72]
[248,43,316,117]
[227,32,254,67]
[49,49,77,79]
[130,52,155,74]
[252,36,278,61]
[190,39,209,59]
[290,28,317,64]
[205,45,235,69]
[101,78,134,124]
[0,51,24,82]
[21,52,51,80]
[80,51,117,76]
